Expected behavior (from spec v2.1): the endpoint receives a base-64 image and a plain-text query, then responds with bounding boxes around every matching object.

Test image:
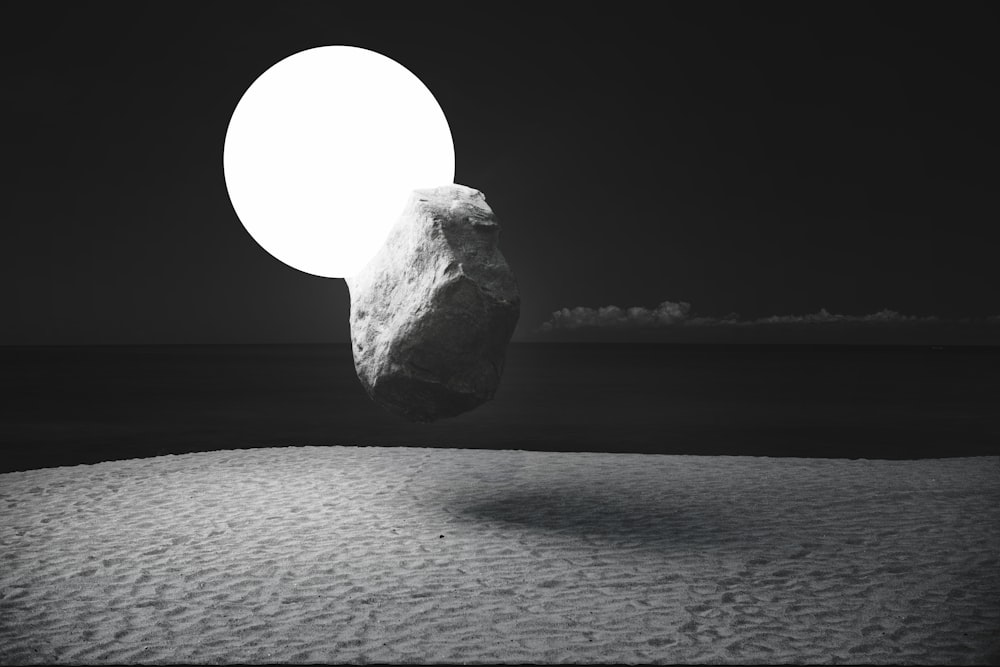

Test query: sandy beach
[1,446,997,664]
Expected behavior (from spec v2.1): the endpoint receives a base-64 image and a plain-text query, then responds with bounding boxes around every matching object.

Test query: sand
[0,446,997,665]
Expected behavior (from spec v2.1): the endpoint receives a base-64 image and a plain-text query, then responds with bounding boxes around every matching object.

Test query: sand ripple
[1,447,997,664]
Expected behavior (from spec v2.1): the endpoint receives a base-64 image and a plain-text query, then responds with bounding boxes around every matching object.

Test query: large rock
[346,184,520,422]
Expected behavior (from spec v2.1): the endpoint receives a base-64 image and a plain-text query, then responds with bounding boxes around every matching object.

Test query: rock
[346,184,520,422]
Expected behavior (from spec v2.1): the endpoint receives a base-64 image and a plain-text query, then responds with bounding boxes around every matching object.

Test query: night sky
[4,3,997,345]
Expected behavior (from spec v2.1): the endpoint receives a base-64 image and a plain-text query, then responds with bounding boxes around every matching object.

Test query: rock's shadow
[450,486,735,550]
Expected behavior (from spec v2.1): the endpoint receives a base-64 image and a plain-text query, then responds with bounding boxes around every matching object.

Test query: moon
[223,46,455,278]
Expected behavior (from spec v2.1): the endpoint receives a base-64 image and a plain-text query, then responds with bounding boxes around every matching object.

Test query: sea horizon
[3,342,997,473]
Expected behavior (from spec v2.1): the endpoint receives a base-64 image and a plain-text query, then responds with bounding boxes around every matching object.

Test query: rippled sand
[1,447,997,664]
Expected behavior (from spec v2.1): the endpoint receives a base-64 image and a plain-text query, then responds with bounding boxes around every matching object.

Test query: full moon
[223,46,455,278]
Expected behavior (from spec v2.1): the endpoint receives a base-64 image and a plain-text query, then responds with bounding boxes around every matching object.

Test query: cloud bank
[540,302,693,331]
[539,301,955,333]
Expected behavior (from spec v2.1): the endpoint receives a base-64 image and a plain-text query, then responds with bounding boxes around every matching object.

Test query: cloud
[539,302,942,333]
[714,308,940,327]
[539,301,691,332]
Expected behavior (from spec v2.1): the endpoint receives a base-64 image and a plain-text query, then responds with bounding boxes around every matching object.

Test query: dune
[1,446,997,664]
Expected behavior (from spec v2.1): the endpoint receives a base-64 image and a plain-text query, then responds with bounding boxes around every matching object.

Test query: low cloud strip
[539,301,956,333]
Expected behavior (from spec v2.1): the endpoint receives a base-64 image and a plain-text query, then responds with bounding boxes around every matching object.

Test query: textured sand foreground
[1,447,997,665]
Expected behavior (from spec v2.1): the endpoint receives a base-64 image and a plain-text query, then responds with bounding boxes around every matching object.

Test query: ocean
[1,343,997,473]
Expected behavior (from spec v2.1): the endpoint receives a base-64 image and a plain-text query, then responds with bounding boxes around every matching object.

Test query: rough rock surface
[346,184,520,422]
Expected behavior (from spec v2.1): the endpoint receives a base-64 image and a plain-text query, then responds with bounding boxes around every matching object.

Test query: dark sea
[1,343,998,473]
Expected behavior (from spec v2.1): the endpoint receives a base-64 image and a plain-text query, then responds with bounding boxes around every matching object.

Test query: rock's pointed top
[408,184,497,231]
[413,183,484,202]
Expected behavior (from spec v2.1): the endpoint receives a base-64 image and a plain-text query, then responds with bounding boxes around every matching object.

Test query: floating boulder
[346,184,520,422]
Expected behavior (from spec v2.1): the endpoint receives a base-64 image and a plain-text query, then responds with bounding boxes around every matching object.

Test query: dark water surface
[1,343,997,472]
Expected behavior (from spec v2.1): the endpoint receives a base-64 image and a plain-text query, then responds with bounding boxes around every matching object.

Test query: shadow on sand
[450,485,736,551]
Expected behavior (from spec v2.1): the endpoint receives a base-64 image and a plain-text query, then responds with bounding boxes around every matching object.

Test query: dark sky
[3,3,997,345]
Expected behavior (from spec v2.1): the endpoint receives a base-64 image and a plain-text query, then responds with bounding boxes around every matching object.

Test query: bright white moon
[224,46,455,278]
